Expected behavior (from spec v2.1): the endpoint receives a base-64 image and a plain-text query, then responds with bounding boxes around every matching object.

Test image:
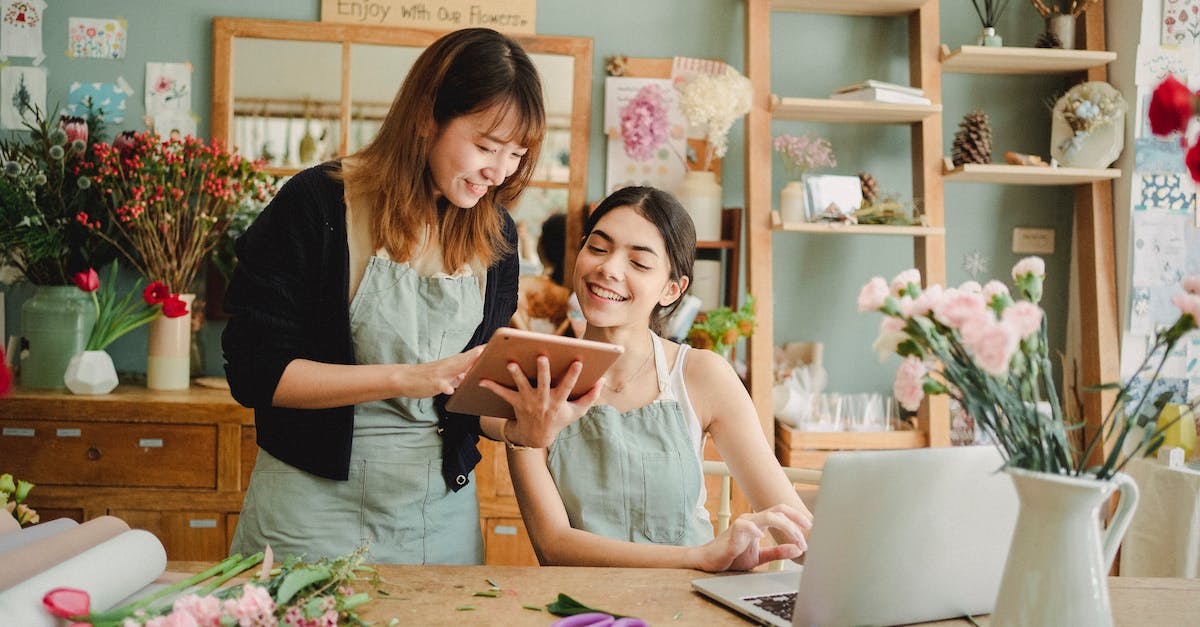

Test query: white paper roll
[0,518,78,555]
[691,260,723,311]
[0,529,166,626]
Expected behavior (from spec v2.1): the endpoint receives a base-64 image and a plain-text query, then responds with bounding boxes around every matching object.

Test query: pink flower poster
[1161,0,1200,47]
[67,17,127,59]
[145,62,191,115]
[1,0,47,64]
[604,76,687,195]
[0,65,45,129]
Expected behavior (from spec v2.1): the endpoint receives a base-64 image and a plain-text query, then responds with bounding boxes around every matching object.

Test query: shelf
[771,212,945,236]
[776,426,929,451]
[940,45,1117,75]
[771,96,940,124]
[942,161,1121,185]
[771,0,926,16]
[696,239,737,250]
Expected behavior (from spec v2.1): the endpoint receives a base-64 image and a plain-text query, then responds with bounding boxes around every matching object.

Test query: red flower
[112,130,139,158]
[142,281,170,305]
[161,294,189,318]
[72,269,99,293]
[43,587,90,618]
[1186,141,1200,183]
[0,347,11,397]
[1148,74,1194,136]
[59,115,88,145]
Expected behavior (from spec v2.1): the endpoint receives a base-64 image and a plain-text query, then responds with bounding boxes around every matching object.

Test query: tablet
[445,327,624,418]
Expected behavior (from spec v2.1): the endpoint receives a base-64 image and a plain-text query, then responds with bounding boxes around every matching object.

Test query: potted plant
[858,261,1197,626]
[0,102,117,388]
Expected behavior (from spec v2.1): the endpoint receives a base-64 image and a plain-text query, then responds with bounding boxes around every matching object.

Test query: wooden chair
[701,460,821,533]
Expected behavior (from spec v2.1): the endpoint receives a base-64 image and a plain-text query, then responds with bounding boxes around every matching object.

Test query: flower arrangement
[688,295,755,358]
[72,261,189,351]
[1052,82,1125,154]
[970,0,1013,28]
[619,83,671,163]
[0,101,114,285]
[676,66,753,172]
[1148,75,1200,180]
[83,131,274,293]
[772,133,836,181]
[43,547,377,626]
[858,259,1198,480]
[1030,0,1097,18]
[2,472,38,527]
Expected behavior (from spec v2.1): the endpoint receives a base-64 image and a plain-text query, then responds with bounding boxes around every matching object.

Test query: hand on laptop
[694,504,811,572]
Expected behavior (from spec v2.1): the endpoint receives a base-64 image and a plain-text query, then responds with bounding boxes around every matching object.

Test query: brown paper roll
[0,512,19,535]
[0,515,130,590]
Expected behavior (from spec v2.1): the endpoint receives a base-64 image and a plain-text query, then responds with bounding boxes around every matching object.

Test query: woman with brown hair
[223,28,595,564]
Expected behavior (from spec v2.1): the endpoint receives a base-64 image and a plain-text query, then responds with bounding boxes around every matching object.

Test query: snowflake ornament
[963,250,990,279]
[1132,298,1150,316]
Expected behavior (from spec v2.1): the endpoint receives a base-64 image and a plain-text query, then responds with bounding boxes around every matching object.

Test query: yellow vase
[1156,404,1197,459]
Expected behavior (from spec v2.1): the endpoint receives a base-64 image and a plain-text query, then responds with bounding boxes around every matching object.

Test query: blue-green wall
[3,1,1082,395]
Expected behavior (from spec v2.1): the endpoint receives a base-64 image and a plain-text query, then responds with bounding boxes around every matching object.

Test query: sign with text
[320,0,536,34]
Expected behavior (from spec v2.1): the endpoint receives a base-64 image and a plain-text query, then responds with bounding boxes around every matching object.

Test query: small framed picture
[804,174,863,221]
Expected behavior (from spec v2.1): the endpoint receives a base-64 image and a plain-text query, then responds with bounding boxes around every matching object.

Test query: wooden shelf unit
[943,162,1122,185]
[776,422,927,467]
[744,0,950,468]
[770,96,940,123]
[940,44,1117,75]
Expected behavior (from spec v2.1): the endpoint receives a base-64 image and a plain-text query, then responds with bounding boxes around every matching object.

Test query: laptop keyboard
[744,591,797,621]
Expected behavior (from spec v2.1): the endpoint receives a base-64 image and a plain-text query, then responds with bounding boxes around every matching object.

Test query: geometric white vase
[63,350,119,395]
[990,468,1140,627]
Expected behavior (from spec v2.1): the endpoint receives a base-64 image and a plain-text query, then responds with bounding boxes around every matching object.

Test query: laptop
[692,446,1017,627]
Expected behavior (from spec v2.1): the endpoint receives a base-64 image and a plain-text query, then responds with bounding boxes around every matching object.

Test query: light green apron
[232,254,485,564]
[547,333,713,545]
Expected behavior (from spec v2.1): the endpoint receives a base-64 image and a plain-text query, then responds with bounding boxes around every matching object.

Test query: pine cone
[858,172,879,205]
[952,110,993,166]
[1035,31,1063,49]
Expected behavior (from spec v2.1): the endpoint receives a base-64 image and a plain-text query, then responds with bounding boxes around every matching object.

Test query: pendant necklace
[609,347,653,394]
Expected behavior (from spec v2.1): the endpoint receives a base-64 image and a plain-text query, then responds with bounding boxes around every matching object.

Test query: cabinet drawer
[0,420,218,488]
[482,516,538,566]
[110,509,227,562]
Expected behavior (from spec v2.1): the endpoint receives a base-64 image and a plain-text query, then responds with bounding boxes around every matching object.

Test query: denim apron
[546,333,713,545]
[232,253,485,564]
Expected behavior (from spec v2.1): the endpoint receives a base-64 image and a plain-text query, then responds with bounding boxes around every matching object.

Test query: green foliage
[688,294,756,357]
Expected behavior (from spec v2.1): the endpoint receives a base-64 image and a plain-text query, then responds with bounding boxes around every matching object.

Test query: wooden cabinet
[0,385,252,561]
[475,439,538,565]
[743,0,950,465]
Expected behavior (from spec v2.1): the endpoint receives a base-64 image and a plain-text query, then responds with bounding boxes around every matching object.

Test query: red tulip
[161,294,189,318]
[1186,141,1200,183]
[72,269,99,293]
[143,281,170,305]
[59,115,88,144]
[0,348,11,397]
[42,587,91,618]
[1148,74,1195,136]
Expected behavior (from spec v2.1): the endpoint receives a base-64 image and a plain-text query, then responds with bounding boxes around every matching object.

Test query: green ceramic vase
[19,285,96,389]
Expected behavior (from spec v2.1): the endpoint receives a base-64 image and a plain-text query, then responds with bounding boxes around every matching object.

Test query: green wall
[3,1,1080,397]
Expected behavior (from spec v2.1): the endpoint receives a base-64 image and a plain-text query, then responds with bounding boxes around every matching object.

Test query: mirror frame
[211,17,592,277]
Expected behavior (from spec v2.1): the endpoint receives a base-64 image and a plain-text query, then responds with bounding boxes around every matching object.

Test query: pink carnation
[222,584,276,627]
[873,316,907,360]
[890,268,921,295]
[933,288,988,329]
[962,318,1018,376]
[171,594,222,627]
[1001,301,1043,339]
[1012,256,1046,280]
[1173,292,1200,322]
[1182,275,1200,295]
[909,283,944,317]
[619,84,669,162]
[145,611,199,627]
[857,277,889,311]
[893,356,927,411]
[958,280,982,294]
[982,280,1009,301]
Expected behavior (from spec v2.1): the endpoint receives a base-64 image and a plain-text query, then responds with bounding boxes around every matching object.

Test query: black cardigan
[221,163,519,489]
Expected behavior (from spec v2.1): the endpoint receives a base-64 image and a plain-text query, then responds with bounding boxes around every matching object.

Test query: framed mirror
[211,17,592,288]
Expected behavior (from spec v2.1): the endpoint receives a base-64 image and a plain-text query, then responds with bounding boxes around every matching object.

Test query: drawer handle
[86,446,102,461]
[494,525,518,536]
[189,519,218,529]
[138,438,164,448]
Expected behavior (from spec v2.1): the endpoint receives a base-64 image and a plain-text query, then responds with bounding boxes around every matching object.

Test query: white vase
[991,468,1140,627]
[977,26,1003,47]
[146,293,195,390]
[675,170,722,241]
[1048,14,1077,49]
[779,179,808,224]
[63,350,119,395]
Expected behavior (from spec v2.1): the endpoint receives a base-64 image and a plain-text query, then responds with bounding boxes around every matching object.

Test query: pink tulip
[42,587,91,618]
[72,268,99,292]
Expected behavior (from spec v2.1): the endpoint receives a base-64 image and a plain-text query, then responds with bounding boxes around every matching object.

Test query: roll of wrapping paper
[0,511,19,535]
[0,516,130,590]
[0,517,78,555]
[0,529,166,626]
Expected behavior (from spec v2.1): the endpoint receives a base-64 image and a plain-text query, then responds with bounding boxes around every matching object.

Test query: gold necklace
[609,347,654,394]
